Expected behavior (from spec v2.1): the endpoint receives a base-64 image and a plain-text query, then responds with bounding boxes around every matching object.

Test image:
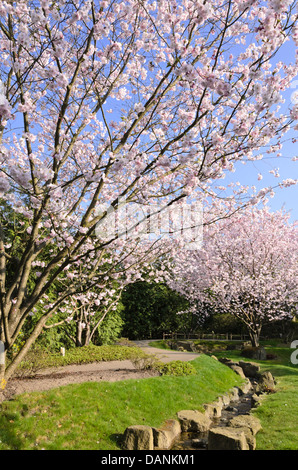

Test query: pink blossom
[168,206,298,346]
[280,178,298,187]
[0,176,10,195]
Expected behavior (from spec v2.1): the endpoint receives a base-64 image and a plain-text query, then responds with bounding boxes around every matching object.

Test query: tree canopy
[0,0,298,384]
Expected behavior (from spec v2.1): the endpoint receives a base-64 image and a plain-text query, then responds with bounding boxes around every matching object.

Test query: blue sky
[228,37,298,223]
[233,152,297,221]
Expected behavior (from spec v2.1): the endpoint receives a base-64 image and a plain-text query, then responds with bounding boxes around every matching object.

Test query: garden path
[132,340,200,363]
[0,341,199,402]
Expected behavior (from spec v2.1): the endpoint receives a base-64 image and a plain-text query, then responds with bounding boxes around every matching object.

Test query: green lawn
[1,341,297,450]
[252,359,298,450]
[0,354,243,450]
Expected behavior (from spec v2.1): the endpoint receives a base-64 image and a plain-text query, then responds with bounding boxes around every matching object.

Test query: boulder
[228,415,262,436]
[208,427,250,450]
[219,357,238,367]
[251,393,264,408]
[238,379,252,395]
[123,425,154,450]
[238,361,260,378]
[192,438,207,449]
[203,400,223,419]
[176,341,196,352]
[255,371,276,394]
[230,364,246,378]
[220,393,231,407]
[230,427,256,450]
[241,346,267,360]
[152,419,181,449]
[177,410,212,433]
[228,387,239,401]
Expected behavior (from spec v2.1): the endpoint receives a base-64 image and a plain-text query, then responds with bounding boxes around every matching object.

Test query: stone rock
[176,341,196,352]
[255,371,276,394]
[228,387,239,401]
[208,427,250,450]
[228,415,262,436]
[177,410,212,433]
[241,346,267,360]
[225,405,238,412]
[152,419,181,449]
[123,425,154,450]
[230,364,246,378]
[230,426,256,450]
[238,361,260,378]
[251,393,264,408]
[203,401,223,419]
[220,393,231,406]
[192,438,207,449]
[238,379,252,395]
[219,357,238,367]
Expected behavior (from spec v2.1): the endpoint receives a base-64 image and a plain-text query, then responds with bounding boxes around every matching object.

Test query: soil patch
[0,360,160,403]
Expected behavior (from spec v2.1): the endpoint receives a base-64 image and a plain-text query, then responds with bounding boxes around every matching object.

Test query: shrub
[131,354,197,377]
[130,354,161,371]
[156,360,197,377]
[13,345,51,378]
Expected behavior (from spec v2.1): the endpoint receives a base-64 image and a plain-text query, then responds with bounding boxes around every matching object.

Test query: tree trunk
[83,323,91,346]
[249,327,261,348]
[76,321,92,347]
[76,321,83,347]
[2,312,51,384]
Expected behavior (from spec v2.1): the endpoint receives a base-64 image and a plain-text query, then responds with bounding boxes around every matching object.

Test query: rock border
[122,379,261,450]
[122,358,274,451]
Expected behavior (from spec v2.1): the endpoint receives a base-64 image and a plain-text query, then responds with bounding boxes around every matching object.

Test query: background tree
[0,0,298,386]
[168,205,298,347]
[121,281,190,339]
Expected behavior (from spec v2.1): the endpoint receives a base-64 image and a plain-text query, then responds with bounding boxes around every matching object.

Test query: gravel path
[132,340,200,363]
[0,341,200,402]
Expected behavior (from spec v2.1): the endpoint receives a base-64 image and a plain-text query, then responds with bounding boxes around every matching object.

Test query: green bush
[96,308,124,345]
[125,352,198,377]
[13,345,51,378]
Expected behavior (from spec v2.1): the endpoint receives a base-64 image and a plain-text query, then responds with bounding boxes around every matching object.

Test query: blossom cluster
[167,206,298,336]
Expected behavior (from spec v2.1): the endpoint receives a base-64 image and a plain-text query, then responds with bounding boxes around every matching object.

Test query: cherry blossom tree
[45,288,123,347]
[168,205,298,347]
[0,0,298,387]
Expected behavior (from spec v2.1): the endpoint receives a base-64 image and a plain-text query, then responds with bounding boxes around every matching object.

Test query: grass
[252,354,298,450]
[1,340,297,450]
[0,353,243,450]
